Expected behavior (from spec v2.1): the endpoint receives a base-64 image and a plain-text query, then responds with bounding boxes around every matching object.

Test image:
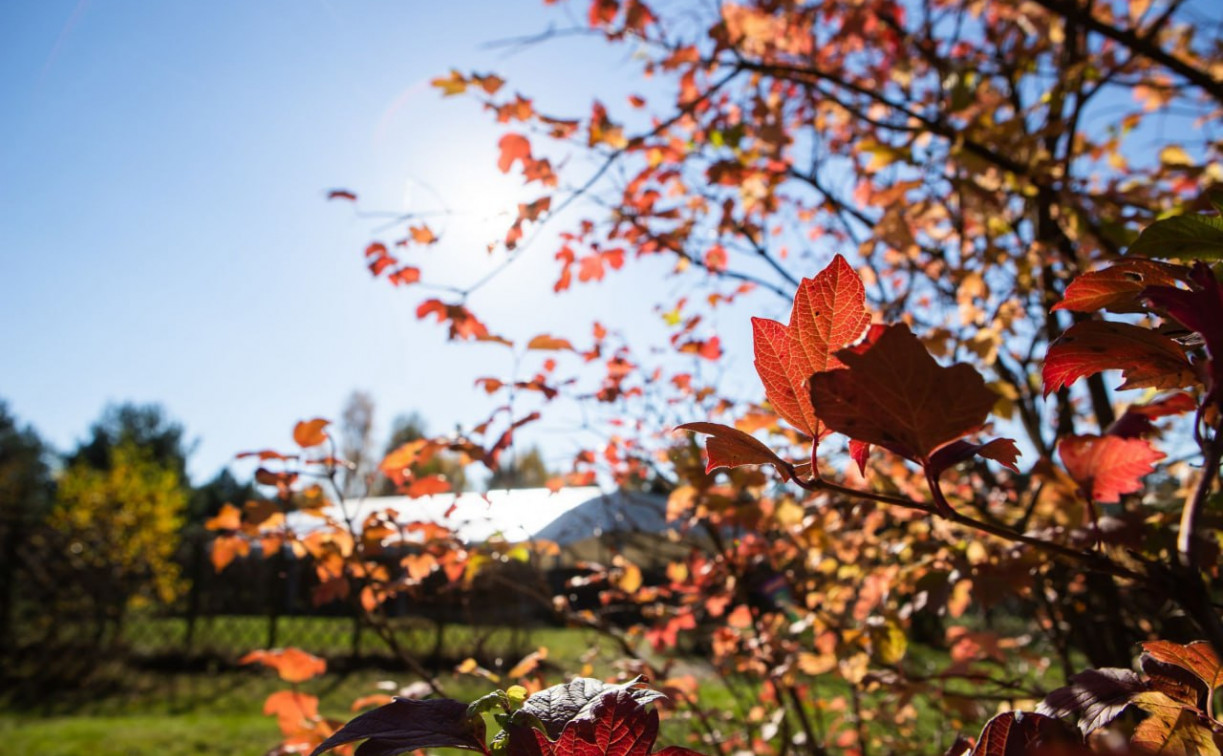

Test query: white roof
[285,487,603,544]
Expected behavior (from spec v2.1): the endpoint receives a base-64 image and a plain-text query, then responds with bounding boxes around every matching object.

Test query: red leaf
[1145,261,1223,404]
[327,189,357,201]
[387,266,422,286]
[928,438,1021,477]
[752,254,870,440]
[406,474,451,499]
[676,422,792,481]
[1043,321,1194,395]
[809,324,998,462]
[1054,259,1189,313]
[498,133,532,173]
[848,439,871,475]
[1058,434,1165,503]
[970,711,1087,756]
[1107,392,1197,438]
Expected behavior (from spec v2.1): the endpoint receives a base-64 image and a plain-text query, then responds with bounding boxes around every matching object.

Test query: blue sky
[1,0,736,482]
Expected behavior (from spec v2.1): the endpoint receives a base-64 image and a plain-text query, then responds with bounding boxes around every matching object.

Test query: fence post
[265,543,284,650]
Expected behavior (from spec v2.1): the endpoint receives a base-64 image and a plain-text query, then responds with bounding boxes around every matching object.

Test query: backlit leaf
[1042,321,1193,395]
[1058,434,1165,503]
[241,648,327,683]
[752,254,869,440]
[294,418,331,448]
[970,711,1087,756]
[675,422,793,481]
[1053,259,1190,313]
[498,133,532,174]
[1129,212,1223,260]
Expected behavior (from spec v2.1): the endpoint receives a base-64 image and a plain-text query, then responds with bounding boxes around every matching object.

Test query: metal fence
[0,518,558,683]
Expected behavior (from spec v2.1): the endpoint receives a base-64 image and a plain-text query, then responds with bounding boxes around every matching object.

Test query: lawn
[0,615,1049,755]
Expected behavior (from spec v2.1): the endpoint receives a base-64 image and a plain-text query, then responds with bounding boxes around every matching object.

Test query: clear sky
[2,0,743,483]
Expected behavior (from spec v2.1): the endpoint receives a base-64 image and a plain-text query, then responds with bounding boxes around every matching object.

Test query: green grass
[0,713,272,756]
[1,616,1060,756]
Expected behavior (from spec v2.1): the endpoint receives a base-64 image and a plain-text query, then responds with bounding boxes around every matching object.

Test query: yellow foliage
[49,441,186,606]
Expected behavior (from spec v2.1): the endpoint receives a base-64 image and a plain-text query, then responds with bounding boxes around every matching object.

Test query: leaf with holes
[1054,259,1190,313]
[1043,321,1194,395]
[808,324,998,463]
[676,422,793,481]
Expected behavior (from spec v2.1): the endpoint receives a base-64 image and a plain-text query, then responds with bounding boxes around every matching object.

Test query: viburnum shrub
[219,1,1223,753]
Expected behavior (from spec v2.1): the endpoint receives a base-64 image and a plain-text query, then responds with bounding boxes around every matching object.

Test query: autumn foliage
[214,0,1223,754]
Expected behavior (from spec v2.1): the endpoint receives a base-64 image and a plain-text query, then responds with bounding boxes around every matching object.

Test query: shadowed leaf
[809,324,997,462]
[310,698,487,756]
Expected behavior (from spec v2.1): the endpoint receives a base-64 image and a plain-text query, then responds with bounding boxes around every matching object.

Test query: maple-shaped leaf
[1128,210,1223,260]
[1129,691,1223,756]
[1043,321,1194,395]
[310,698,488,756]
[1139,640,1223,710]
[675,422,793,481]
[1054,259,1190,314]
[1144,261,1223,404]
[808,324,998,463]
[751,254,870,441]
[970,711,1088,756]
[1057,434,1165,503]
[1038,667,1149,734]
[294,418,331,448]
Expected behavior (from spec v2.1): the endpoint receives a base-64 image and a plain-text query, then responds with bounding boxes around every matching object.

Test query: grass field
[0,615,1048,756]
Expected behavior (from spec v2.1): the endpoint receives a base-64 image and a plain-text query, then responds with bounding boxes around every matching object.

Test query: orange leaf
[409,224,437,244]
[350,694,395,712]
[407,474,451,499]
[1043,321,1194,395]
[497,133,532,173]
[263,690,320,737]
[1058,434,1165,503]
[205,502,242,531]
[506,647,548,679]
[808,324,998,462]
[294,418,330,448]
[676,422,792,481]
[527,334,574,351]
[241,648,327,683]
[210,534,250,571]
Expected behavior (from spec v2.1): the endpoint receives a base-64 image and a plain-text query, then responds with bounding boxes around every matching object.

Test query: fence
[0,519,560,683]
